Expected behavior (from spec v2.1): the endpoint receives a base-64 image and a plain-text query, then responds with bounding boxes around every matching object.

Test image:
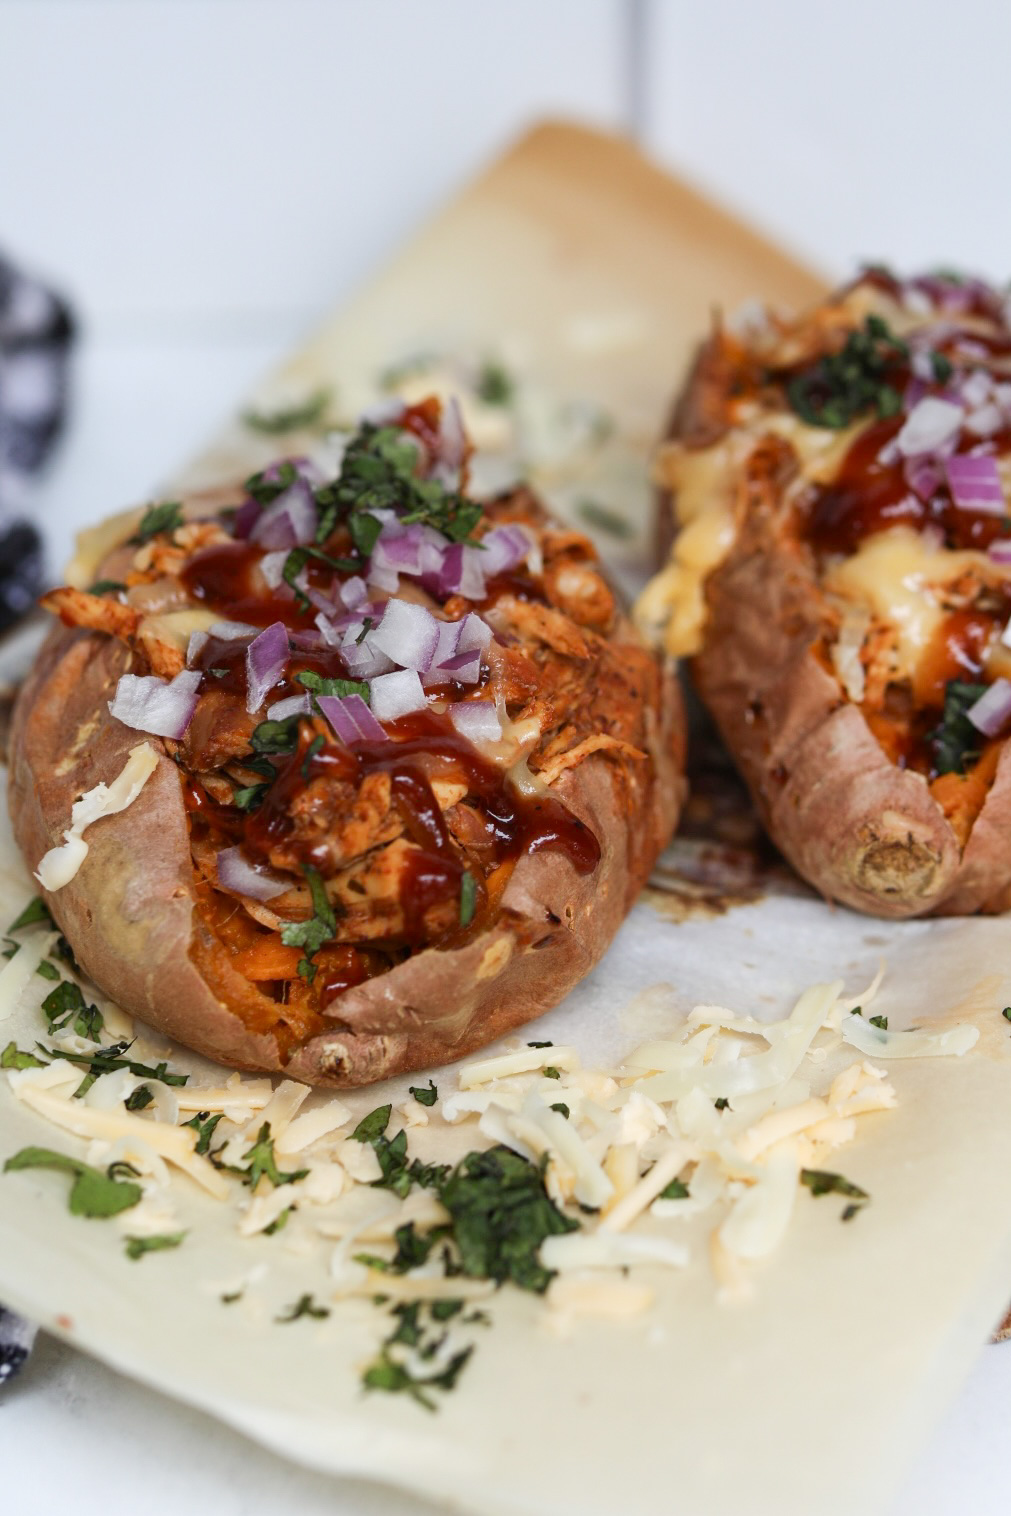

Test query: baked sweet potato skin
[650,310,1011,920]
[9,602,684,1088]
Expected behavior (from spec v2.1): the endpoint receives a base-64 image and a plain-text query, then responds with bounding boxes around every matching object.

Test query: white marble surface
[3,2,1011,1510]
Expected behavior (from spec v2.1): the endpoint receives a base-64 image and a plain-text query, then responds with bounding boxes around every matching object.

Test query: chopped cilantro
[275,1293,330,1323]
[35,959,60,982]
[714,1097,731,1111]
[351,1104,393,1143]
[40,980,103,1040]
[182,1110,224,1155]
[244,460,298,508]
[131,500,183,543]
[658,1176,690,1200]
[301,733,325,778]
[869,1014,888,1031]
[125,1085,154,1111]
[527,1040,553,1048]
[263,1206,292,1236]
[930,680,987,776]
[438,1146,579,1294]
[1,1042,47,1071]
[295,669,371,702]
[279,865,336,981]
[800,1168,869,1220]
[458,871,477,928]
[232,781,270,812]
[550,1103,570,1119]
[242,387,331,435]
[351,1104,448,1197]
[408,1080,438,1107]
[476,361,514,406]
[41,1040,187,1089]
[4,1146,142,1218]
[362,1345,473,1411]
[542,1067,561,1080]
[87,578,127,596]
[250,715,302,754]
[931,351,953,384]
[786,316,908,430]
[7,897,53,933]
[1003,1007,1011,1023]
[124,1231,187,1261]
[238,1123,308,1189]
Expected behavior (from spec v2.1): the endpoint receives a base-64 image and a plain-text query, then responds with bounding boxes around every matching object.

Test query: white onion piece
[896,397,963,458]
[108,669,202,739]
[186,630,209,667]
[371,598,440,671]
[245,621,290,714]
[210,619,260,641]
[216,845,290,902]
[259,550,289,590]
[341,624,397,678]
[369,669,427,722]
[992,539,1011,566]
[267,693,312,720]
[967,678,1011,737]
[449,701,502,745]
[249,479,318,549]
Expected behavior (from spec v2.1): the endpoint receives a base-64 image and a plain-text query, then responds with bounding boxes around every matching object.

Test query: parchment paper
[1,123,1009,1516]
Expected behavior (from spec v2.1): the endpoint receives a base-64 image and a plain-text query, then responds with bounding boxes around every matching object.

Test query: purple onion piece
[249,479,318,550]
[108,669,202,740]
[267,692,312,720]
[944,454,1005,515]
[316,692,387,746]
[245,621,290,714]
[216,845,290,902]
[233,497,262,540]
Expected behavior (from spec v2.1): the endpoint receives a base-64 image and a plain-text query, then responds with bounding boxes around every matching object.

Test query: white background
[2,1,1011,1511]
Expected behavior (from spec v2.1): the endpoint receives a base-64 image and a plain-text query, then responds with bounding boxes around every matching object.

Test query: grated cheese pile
[0,905,983,1394]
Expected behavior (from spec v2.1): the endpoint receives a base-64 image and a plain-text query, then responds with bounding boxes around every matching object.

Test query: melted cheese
[824,527,992,679]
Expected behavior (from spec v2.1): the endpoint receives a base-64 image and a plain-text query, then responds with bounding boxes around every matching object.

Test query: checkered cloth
[0,250,74,633]
[0,250,74,1383]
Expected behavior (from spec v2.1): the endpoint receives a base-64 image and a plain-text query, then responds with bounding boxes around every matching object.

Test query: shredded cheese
[35,743,159,891]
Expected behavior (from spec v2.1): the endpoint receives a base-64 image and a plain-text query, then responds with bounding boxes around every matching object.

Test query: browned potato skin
[9,607,685,1088]
[665,337,1011,919]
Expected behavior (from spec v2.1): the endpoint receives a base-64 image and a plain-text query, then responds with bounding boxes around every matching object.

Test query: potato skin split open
[9,503,685,1087]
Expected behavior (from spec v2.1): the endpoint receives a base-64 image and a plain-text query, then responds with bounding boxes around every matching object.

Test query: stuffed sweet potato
[9,398,684,1084]
[638,268,1011,918]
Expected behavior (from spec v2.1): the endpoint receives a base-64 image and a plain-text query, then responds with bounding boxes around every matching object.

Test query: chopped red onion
[959,370,992,409]
[259,550,289,590]
[216,845,290,902]
[108,669,202,739]
[267,692,312,720]
[186,630,209,667]
[367,556,400,594]
[370,668,428,722]
[210,619,260,641]
[314,611,341,648]
[431,396,467,487]
[896,397,963,458]
[966,403,1003,439]
[450,701,503,745]
[316,692,387,746]
[249,479,318,550]
[479,524,532,576]
[967,678,1011,737]
[1001,617,1011,650]
[245,621,290,714]
[438,543,486,600]
[288,626,328,651]
[438,647,482,682]
[232,497,262,540]
[340,575,368,610]
[903,456,943,502]
[457,611,493,652]
[988,538,1011,565]
[371,598,440,671]
[340,625,397,679]
[305,584,338,616]
[945,455,1005,515]
[372,523,425,575]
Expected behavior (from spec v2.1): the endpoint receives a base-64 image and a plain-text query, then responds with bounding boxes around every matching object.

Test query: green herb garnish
[458,871,477,928]
[279,865,336,982]
[237,1123,308,1189]
[242,388,331,436]
[125,1086,154,1111]
[550,1103,570,1119]
[7,897,53,933]
[301,733,325,778]
[714,1097,730,1111]
[542,1067,561,1080]
[362,1346,473,1411]
[275,1293,330,1323]
[88,579,127,596]
[408,1081,438,1107]
[800,1168,870,1221]
[869,1014,888,1031]
[476,361,514,406]
[124,1231,187,1261]
[182,1110,224,1155]
[295,670,371,702]
[438,1146,579,1294]
[131,501,184,543]
[786,316,908,430]
[250,715,302,755]
[1,1042,47,1071]
[658,1176,690,1200]
[930,680,987,776]
[576,499,633,539]
[40,980,103,1040]
[232,782,270,812]
[35,959,60,982]
[4,1146,142,1218]
[41,1040,187,1090]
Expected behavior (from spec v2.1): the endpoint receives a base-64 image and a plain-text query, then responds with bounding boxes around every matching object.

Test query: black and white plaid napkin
[0,249,74,1385]
[0,249,74,633]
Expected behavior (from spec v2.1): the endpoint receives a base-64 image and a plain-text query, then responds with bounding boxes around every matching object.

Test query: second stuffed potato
[639,268,1011,918]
